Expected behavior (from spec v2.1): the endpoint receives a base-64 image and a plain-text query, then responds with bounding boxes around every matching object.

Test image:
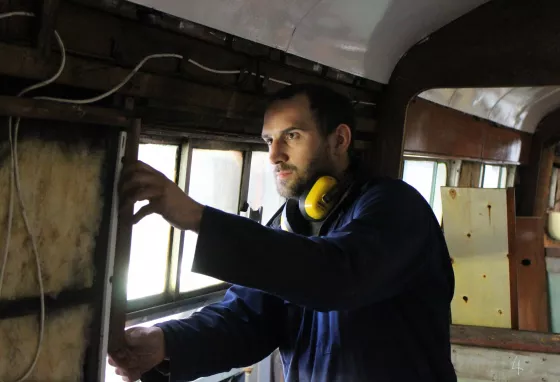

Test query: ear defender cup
[298,175,339,221]
[281,198,311,235]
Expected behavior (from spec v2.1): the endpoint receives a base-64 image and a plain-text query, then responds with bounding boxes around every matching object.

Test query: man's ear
[333,124,352,154]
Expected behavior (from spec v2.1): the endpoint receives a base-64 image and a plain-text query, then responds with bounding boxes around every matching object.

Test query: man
[111,84,456,382]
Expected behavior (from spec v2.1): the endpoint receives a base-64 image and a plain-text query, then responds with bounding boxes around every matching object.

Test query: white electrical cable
[0,12,66,382]
[0,11,34,19]
[37,53,183,104]
[36,55,293,104]
[187,58,240,75]
[0,9,374,381]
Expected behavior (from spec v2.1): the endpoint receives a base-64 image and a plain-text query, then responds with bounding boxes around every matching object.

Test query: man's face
[262,94,335,198]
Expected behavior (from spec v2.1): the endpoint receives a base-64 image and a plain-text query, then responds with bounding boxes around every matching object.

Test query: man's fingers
[132,204,156,224]
[108,356,117,367]
[120,171,161,196]
[120,186,161,213]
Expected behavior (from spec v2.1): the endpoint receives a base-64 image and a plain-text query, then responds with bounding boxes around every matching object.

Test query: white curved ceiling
[126,0,489,84]
[125,0,560,134]
[419,87,560,133]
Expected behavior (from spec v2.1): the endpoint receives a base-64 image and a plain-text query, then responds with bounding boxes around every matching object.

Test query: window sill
[451,324,560,354]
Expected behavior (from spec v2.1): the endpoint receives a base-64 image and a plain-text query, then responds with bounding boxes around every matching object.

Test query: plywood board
[451,256,511,328]
[453,344,560,381]
[441,187,509,257]
[442,187,511,328]
[515,217,549,332]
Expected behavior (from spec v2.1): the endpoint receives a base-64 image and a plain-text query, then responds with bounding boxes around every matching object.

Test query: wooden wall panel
[404,99,483,158]
[482,127,523,163]
[458,162,482,188]
[515,217,550,332]
[403,99,532,165]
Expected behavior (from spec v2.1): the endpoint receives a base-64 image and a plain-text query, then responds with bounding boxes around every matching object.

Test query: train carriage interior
[2,0,560,381]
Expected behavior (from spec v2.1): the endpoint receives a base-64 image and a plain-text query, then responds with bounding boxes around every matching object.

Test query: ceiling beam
[36,0,60,57]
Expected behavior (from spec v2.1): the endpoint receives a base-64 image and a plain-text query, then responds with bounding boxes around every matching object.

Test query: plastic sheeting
[419,87,560,133]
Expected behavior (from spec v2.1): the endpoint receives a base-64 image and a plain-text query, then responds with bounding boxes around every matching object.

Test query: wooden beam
[458,162,482,188]
[451,325,560,354]
[0,287,94,320]
[0,95,131,127]
[507,188,519,330]
[108,119,140,353]
[0,42,266,120]
[36,0,60,57]
[404,99,532,165]
[515,217,550,332]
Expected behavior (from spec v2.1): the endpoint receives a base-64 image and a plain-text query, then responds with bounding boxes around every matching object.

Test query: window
[127,144,179,301]
[481,164,508,188]
[402,159,447,224]
[180,149,244,293]
[246,151,285,225]
[125,140,284,312]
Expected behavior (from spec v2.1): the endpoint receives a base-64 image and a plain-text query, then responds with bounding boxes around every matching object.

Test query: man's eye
[264,139,272,145]
[286,132,299,140]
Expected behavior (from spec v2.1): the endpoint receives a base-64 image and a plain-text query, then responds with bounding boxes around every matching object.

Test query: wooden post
[36,0,60,57]
[108,118,141,352]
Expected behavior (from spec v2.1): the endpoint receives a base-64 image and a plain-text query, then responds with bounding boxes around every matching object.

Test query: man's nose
[268,140,288,164]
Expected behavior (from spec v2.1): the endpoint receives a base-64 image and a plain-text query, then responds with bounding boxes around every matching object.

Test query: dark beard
[276,150,331,198]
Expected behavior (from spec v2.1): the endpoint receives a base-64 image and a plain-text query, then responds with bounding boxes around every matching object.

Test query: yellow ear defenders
[280,175,346,235]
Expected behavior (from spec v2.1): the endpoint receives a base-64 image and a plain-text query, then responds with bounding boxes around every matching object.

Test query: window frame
[479,163,516,189]
[126,135,269,317]
[401,156,449,212]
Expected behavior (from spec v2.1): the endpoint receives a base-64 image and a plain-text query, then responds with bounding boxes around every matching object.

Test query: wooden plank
[0,42,265,120]
[36,0,60,57]
[452,344,560,381]
[108,119,141,353]
[404,98,531,164]
[442,187,511,328]
[515,217,550,332]
[451,325,560,354]
[507,188,519,330]
[535,144,556,217]
[83,128,122,382]
[0,95,131,127]
[482,125,528,164]
[458,162,482,188]
[0,287,94,320]
[405,98,485,159]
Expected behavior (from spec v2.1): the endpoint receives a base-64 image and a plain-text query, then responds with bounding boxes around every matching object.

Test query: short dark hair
[266,84,356,154]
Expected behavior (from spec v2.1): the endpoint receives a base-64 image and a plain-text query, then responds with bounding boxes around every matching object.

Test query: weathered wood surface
[453,344,560,381]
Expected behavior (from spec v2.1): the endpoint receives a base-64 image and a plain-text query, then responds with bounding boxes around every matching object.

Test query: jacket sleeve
[148,285,287,381]
[192,180,438,311]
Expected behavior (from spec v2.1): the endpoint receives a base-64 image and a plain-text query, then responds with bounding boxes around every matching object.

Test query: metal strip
[97,130,127,381]
[174,143,194,296]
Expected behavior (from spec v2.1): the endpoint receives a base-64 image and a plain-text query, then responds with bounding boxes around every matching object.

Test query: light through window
[402,159,447,224]
[179,149,243,293]
[247,151,285,225]
[127,144,178,300]
[481,164,508,188]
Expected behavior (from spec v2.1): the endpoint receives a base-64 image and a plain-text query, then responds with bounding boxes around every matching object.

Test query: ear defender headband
[280,175,351,235]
